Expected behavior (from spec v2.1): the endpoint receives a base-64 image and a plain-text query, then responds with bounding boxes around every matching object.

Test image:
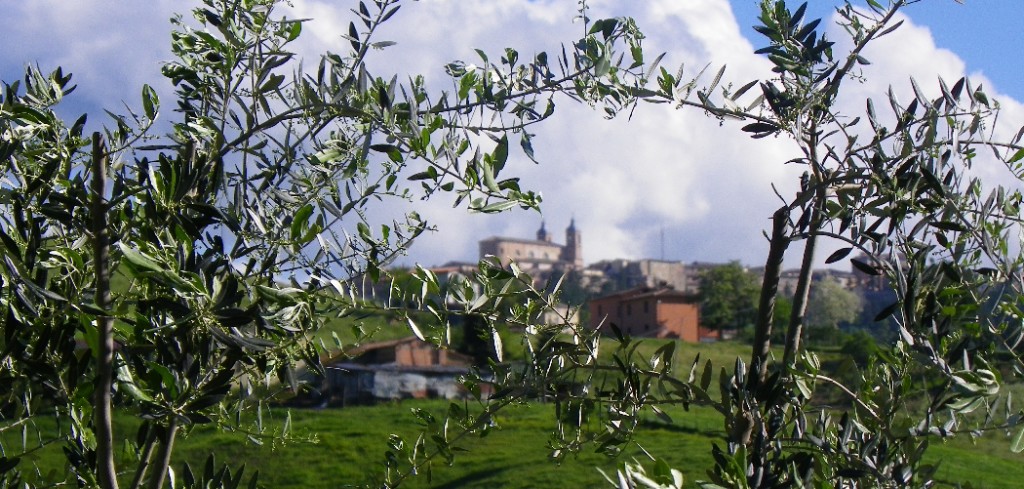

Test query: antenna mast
[660,227,665,261]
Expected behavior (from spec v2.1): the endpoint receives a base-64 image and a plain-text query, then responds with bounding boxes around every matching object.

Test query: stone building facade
[590,259,689,292]
[479,220,583,271]
[587,259,717,295]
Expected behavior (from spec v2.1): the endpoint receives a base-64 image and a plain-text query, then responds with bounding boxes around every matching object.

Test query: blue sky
[888,2,1023,102]
[2,0,1022,270]
[729,1,1024,100]
[871,2,1022,101]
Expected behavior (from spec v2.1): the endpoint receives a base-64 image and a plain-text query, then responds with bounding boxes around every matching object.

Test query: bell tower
[563,218,582,268]
[536,221,551,242]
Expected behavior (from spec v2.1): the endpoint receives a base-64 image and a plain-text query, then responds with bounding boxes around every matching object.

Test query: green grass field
[168,401,724,489]
[8,334,1024,488]
[10,398,1023,488]
[167,329,1024,489]
[164,398,1024,489]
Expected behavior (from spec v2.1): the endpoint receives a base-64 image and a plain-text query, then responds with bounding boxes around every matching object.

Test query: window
[643,301,649,313]
[627,303,632,316]
[598,305,603,316]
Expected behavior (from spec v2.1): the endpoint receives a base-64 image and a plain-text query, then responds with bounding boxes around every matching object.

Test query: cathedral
[478,220,583,272]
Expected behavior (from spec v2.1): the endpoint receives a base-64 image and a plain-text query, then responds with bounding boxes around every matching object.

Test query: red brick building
[588,286,718,342]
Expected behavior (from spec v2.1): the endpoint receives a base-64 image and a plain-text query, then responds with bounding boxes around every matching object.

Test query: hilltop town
[427,221,891,343]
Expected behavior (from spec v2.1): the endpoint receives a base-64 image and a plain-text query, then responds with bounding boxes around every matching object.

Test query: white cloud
[357,0,805,266]
[3,0,1022,272]
[1,1,180,118]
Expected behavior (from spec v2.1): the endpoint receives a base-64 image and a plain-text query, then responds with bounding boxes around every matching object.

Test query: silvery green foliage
[600,458,685,489]
[584,0,1024,487]
[428,1,1024,488]
[370,1,1024,486]
[0,0,649,487]
[364,1,1019,486]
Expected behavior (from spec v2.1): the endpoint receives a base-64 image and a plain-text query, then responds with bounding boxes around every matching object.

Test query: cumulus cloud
[375,0,1024,269]
[2,0,1021,272]
[0,1,180,126]
[347,0,804,266]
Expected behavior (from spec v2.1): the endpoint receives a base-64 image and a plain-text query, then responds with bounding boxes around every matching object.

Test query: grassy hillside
[9,397,1023,488]
[8,333,1023,488]
[169,401,720,488]
[163,331,1024,486]
[166,335,1024,488]
[165,398,1024,489]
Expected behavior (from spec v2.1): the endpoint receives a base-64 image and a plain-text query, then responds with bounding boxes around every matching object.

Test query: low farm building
[309,337,483,406]
[588,286,719,342]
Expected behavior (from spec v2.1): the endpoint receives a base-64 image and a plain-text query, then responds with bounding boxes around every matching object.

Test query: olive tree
[328,2,1024,486]
[454,1,1024,488]
[0,1,649,488]
[9,0,1024,488]
[610,0,1024,486]
[329,1,1024,487]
